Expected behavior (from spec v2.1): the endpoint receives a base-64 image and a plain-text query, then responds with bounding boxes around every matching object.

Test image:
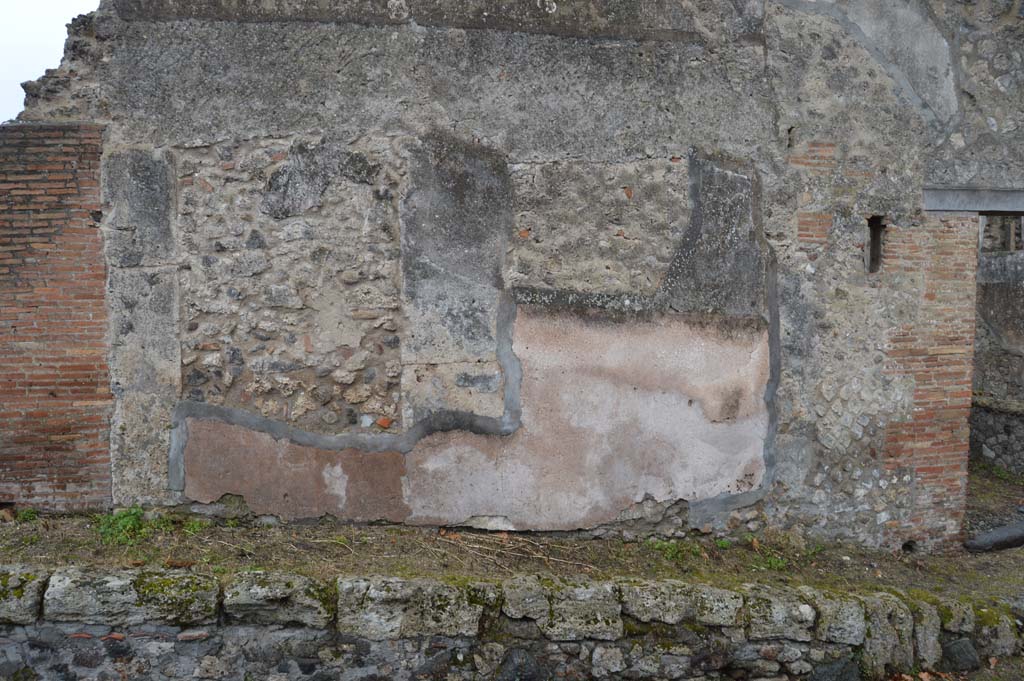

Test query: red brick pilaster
[882,213,978,545]
[0,123,111,510]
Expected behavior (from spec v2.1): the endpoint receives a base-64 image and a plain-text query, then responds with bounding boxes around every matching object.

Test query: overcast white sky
[1,1,101,122]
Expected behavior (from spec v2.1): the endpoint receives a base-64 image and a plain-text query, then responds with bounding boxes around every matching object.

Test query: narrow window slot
[868,215,885,273]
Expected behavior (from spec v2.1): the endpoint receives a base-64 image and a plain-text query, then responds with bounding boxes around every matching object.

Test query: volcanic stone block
[501,576,623,642]
[103,149,175,267]
[911,600,942,671]
[260,140,378,219]
[656,156,768,319]
[798,586,866,646]
[941,638,982,672]
[107,267,180,394]
[0,566,47,625]
[618,580,743,627]
[743,586,817,642]
[964,521,1024,553]
[224,571,333,628]
[861,593,915,678]
[399,131,513,366]
[44,568,218,627]
[336,577,491,640]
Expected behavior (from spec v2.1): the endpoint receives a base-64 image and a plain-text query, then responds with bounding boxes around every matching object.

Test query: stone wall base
[1,567,1021,680]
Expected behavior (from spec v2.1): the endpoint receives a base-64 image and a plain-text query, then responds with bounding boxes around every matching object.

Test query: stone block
[0,566,48,625]
[501,576,622,641]
[501,575,551,622]
[911,600,942,671]
[808,656,860,681]
[260,140,377,219]
[939,598,976,633]
[224,571,333,628]
[744,586,816,642]
[44,568,217,626]
[336,577,491,640]
[975,612,1021,658]
[941,637,982,672]
[619,580,743,627]
[106,267,180,394]
[798,587,866,646]
[111,392,179,505]
[861,593,915,678]
[655,156,768,320]
[399,131,512,366]
[103,148,175,267]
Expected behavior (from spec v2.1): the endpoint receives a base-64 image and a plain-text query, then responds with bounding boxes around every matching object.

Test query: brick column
[0,123,112,510]
[882,212,979,545]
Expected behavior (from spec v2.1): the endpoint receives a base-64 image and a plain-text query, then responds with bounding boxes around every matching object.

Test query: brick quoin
[0,123,111,510]
[882,213,978,546]
[789,139,978,548]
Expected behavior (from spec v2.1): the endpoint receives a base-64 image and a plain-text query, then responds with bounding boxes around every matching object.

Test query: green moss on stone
[0,571,37,601]
[133,572,215,624]
[304,580,336,617]
[974,603,1012,629]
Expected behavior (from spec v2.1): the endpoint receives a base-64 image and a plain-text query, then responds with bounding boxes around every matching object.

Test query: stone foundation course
[1,566,1021,680]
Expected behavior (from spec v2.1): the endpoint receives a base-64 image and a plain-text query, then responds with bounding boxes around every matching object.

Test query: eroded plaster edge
[688,247,781,530]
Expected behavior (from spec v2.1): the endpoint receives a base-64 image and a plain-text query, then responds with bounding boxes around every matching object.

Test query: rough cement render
[7,0,1023,546]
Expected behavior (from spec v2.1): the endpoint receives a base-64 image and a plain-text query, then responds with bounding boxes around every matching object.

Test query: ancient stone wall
[3,0,1022,547]
[1,565,1021,680]
[0,124,111,510]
